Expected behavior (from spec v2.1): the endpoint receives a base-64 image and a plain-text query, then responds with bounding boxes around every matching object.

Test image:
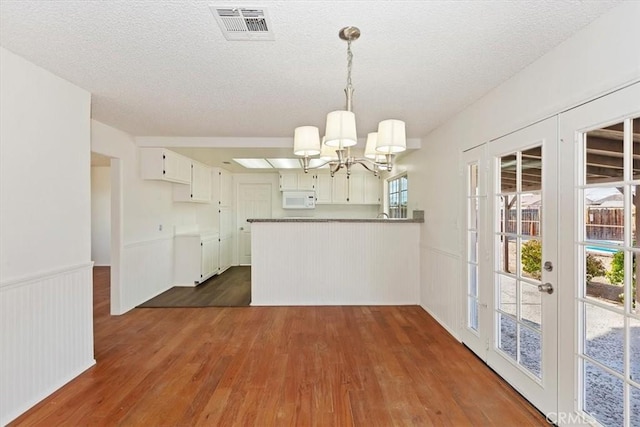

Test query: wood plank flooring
[138,266,251,307]
[10,267,546,426]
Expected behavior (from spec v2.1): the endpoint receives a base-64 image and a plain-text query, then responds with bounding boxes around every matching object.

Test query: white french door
[237,183,272,265]
[558,82,640,427]
[486,117,559,416]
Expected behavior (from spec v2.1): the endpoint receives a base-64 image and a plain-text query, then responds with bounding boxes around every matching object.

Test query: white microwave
[282,191,316,209]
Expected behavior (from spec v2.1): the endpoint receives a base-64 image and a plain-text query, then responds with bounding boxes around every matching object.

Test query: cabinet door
[164,150,191,183]
[332,175,349,203]
[219,169,233,207]
[201,238,217,279]
[316,174,333,204]
[364,174,381,204]
[279,173,298,191]
[140,148,191,183]
[219,236,232,273]
[297,173,316,190]
[191,162,211,202]
[219,207,234,274]
[219,207,234,239]
[348,174,365,204]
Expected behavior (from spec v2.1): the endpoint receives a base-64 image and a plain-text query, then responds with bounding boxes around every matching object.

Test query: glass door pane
[495,148,543,379]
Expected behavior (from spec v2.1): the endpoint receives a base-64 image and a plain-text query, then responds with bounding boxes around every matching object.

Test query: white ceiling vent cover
[210,6,275,41]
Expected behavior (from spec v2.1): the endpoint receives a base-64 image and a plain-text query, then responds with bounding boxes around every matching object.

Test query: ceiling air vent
[210,6,274,41]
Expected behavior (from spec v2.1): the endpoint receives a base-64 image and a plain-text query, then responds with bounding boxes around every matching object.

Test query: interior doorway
[90,152,123,315]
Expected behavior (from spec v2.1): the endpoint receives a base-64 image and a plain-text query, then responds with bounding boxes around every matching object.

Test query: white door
[557,82,640,426]
[237,183,272,265]
[487,117,559,416]
[461,145,490,359]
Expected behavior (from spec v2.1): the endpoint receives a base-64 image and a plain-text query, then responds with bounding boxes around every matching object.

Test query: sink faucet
[377,212,389,219]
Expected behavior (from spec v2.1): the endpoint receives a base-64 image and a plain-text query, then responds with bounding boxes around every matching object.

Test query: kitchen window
[388,174,408,218]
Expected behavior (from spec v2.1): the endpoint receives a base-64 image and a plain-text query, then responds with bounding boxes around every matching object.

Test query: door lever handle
[538,283,554,294]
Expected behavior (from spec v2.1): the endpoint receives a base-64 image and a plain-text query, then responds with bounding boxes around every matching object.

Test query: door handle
[239,227,244,231]
[538,283,554,294]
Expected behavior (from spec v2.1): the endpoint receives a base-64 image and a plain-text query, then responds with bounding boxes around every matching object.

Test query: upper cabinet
[332,174,349,204]
[318,172,381,205]
[363,175,382,204]
[315,174,333,204]
[279,172,316,191]
[219,169,233,207]
[212,167,233,206]
[140,148,191,184]
[173,161,212,203]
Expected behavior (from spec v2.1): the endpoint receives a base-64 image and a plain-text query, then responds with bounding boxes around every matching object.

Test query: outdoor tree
[521,239,542,279]
[607,250,637,308]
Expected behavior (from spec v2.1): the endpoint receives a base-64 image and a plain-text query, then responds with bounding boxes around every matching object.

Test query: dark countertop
[247,218,424,223]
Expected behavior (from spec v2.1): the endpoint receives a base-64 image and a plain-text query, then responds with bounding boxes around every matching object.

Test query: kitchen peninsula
[248,218,423,305]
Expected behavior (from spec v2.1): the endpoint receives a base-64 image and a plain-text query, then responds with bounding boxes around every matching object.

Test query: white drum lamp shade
[320,137,339,161]
[324,110,357,148]
[376,119,406,154]
[364,132,378,159]
[293,126,321,156]
[364,132,386,163]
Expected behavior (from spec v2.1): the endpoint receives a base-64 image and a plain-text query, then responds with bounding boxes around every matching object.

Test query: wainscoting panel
[419,246,462,340]
[251,222,420,305]
[0,263,95,425]
[119,237,173,313]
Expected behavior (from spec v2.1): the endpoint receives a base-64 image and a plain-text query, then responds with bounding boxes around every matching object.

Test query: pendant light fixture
[293,26,406,176]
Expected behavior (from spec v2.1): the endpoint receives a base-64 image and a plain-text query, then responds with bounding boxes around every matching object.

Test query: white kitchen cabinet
[315,174,333,204]
[348,174,365,204]
[219,207,234,273]
[211,167,233,207]
[364,174,381,204]
[332,174,349,204]
[279,172,316,191]
[319,172,380,205]
[174,232,219,286]
[279,173,298,191]
[140,148,191,184]
[219,233,233,274]
[173,161,212,203]
[219,168,233,207]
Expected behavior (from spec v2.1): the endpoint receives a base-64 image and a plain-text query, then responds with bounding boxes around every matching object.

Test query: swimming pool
[585,243,621,254]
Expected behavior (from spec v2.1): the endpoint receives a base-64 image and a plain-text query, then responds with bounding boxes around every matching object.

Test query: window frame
[387,173,408,218]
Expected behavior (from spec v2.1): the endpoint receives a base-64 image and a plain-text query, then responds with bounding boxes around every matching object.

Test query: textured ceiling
[0,0,622,141]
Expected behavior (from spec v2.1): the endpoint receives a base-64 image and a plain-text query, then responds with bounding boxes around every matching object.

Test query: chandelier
[293,26,406,177]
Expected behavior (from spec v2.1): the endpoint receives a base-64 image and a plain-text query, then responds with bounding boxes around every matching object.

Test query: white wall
[91,166,111,266]
[399,1,640,338]
[0,47,94,425]
[252,222,420,305]
[91,120,219,313]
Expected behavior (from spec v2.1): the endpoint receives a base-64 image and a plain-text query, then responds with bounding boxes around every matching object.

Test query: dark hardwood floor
[10,267,546,426]
[138,266,251,307]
